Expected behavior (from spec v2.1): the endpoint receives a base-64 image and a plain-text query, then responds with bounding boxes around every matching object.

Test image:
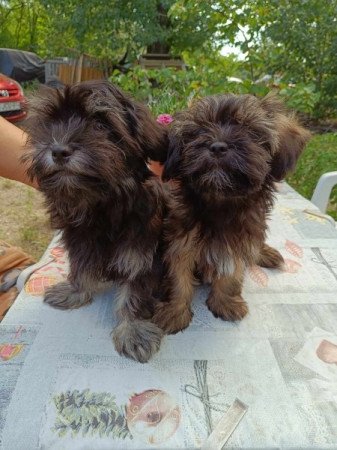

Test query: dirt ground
[0,177,53,261]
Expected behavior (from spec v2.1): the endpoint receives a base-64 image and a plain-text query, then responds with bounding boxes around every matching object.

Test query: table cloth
[1,183,337,449]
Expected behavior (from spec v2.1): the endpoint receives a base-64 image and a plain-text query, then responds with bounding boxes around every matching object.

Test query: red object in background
[0,73,26,122]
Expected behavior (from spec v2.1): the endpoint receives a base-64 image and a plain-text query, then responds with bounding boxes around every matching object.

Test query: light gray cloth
[1,182,337,449]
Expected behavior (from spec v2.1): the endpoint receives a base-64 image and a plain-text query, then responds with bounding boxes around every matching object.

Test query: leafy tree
[0,0,51,54]
[2,0,337,117]
[170,0,337,116]
[258,0,337,116]
[38,0,178,60]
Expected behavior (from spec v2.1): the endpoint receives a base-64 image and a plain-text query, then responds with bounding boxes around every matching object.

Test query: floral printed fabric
[0,241,34,321]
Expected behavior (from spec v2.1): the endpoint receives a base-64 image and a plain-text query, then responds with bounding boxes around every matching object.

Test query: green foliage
[112,53,270,115]
[2,0,337,119]
[0,0,52,54]
[279,83,320,116]
[1,0,176,59]
[113,66,190,114]
[171,0,337,118]
[288,133,337,220]
[154,0,337,120]
[53,389,131,439]
[258,0,337,117]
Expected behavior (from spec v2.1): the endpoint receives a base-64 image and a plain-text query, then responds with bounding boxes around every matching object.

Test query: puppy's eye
[108,129,123,144]
[263,141,272,152]
[94,122,109,131]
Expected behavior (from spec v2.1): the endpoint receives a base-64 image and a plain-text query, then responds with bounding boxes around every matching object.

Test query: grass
[288,133,337,220]
[0,132,335,262]
[0,177,53,261]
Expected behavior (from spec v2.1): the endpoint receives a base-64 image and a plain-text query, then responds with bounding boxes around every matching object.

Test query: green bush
[111,64,270,115]
[288,133,337,220]
[111,63,327,120]
[279,83,320,116]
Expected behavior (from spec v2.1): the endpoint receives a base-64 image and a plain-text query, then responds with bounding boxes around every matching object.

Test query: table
[1,183,337,449]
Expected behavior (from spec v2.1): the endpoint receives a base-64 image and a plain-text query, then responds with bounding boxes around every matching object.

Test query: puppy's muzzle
[50,144,74,165]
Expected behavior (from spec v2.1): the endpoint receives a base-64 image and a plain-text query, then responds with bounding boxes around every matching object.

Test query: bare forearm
[0,116,37,188]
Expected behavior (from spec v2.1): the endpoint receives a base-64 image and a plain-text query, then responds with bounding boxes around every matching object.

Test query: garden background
[1,0,336,258]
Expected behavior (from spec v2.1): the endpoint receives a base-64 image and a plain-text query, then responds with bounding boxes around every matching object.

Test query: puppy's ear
[86,81,168,162]
[270,116,311,181]
[131,102,169,163]
[162,135,183,181]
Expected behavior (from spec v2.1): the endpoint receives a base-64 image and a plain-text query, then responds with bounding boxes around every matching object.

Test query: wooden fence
[45,54,105,85]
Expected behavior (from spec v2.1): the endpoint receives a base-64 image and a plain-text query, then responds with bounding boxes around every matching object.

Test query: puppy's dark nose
[210,142,228,155]
[51,144,73,164]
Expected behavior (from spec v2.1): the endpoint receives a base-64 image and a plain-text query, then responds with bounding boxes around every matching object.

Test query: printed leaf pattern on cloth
[283,259,302,274]
[53,389,131,439]
[25,246,68,296]
[25,276,63,296]
[248,265,269,287]
[0,343,24,361]
[50,247,66,259]
[285,240,303,258]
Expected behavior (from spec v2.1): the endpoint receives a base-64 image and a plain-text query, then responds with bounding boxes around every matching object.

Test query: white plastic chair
[311,171,337,215]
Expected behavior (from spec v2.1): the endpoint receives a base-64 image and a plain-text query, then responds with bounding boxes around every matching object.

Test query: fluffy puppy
[23,80,168,362]
[153,94,310,333]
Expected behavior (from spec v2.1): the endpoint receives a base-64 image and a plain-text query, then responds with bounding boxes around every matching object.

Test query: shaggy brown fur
[23,80,168,362]
[153,94,310,334]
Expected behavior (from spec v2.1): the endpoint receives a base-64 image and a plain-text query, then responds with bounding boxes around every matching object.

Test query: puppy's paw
[44,281,92,310]
[152,302,193,334]
[206,294,248,321]
[112,320,163,363]
[258,244,284,269]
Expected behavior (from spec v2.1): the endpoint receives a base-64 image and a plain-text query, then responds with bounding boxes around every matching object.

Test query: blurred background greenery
[1,0,336,222]
[2,0,337,118]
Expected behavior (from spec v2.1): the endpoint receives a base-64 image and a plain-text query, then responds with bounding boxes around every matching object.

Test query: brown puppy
[23,80,168,362]
[153,94,310,333]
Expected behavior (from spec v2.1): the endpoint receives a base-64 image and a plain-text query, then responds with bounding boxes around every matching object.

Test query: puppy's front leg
[152,256,195,334]
[43,272,99,310]
[112,282,163,363]
[257,243,284,269]
[206,262,248,321]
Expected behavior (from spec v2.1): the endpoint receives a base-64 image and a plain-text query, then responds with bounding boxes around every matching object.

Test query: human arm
[0,116,37,188]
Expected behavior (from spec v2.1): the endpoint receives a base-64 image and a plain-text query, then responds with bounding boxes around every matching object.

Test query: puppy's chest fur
[199,236,237,276]
[64,225,159,283]
[64,183,166,283]
[198,227,259,278]
[166,196,267,277]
